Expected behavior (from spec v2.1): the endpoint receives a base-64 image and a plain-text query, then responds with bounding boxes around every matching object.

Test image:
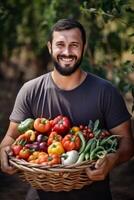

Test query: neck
[51,69,87,90]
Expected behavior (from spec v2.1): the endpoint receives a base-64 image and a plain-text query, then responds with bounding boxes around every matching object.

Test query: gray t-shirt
[10,72,131,130]
[9,72,131,200]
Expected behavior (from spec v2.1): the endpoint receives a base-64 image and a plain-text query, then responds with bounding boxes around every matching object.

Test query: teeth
[60,58,73,62]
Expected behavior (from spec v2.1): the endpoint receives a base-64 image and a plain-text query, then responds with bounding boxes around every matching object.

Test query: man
[0,18,134,200]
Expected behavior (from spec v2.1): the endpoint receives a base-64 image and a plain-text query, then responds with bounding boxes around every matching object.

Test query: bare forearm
[0,122,19,150]
[110,120,134,166]
[116,137,134,165]
[0,135,15,149]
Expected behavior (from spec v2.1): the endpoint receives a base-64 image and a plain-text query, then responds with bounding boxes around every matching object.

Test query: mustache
[57,55,77,59]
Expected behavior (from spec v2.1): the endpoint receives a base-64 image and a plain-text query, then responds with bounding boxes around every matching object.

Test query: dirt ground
[0,79,134,200]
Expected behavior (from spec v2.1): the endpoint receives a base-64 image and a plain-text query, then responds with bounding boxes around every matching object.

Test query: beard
[51,50,84,76]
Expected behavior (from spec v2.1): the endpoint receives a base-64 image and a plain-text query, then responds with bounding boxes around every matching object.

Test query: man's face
[48,28,85,76]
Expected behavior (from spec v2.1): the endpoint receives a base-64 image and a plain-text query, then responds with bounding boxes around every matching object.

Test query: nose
[63,46,71,56]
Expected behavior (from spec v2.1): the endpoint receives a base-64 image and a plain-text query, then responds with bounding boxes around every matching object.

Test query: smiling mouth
[58,56,76,64]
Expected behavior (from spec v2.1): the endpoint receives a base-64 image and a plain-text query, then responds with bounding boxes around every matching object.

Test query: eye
[56,42,64,48]
[71,43,79,48]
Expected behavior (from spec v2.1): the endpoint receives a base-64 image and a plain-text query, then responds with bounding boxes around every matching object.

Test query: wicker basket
[9,156,95,192]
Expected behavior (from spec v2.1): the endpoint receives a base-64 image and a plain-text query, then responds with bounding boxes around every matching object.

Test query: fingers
[95,156,106,169]
[86,153,119,181]
[86,166,106,181]
[5,146,13,156]
[0,146,17,175]
[85,156,108,181]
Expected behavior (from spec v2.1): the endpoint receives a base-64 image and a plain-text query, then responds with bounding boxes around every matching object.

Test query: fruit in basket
[42,153,61,165]
[13,134,27,146]
[51,115,71,135]
[62,134,81,151]
[79,125,94,141]
[69,126,80,134]
[24,141,48,152]
[12,144,23,156]
[34,118,52,133]
[48,141,65,155]
[77,131,86,154]
[39,141,48,152]
[12,118,119,165]
[24,130,37,142]
[61,150,79,165]
[36,152,48,164]
[18,148,31,160]
[36,134,48,142]
[18,118,34,133]
[25,143,39,151]
[47,131,62,146]
[28,151,48,163]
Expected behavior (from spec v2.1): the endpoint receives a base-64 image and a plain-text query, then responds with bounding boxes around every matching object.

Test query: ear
[47,41,52,54]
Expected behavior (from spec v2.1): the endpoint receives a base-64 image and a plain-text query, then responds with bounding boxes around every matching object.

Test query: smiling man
[48,27,84,76]
[0,18,134,200]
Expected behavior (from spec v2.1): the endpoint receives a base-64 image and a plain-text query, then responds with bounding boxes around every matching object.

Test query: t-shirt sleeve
[9,83,33,123]
[100,83,132,130]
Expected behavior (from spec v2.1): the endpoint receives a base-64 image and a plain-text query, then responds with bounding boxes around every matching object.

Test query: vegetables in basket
[76,120,120,163]
[47,131,63,146]
[61,150,79,165]
[11,117,120,166]
[34,118,52,133]
[48,141,65,155]
[51,115,71,135]
[62,134,81,151]
[18,118,34,133]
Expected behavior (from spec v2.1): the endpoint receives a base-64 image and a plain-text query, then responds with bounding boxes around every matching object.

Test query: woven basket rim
[9,156,95,173]
[9,156,95,191]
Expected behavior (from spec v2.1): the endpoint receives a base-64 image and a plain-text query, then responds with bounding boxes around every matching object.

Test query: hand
[0,145,17,175]
[85,153,118,181]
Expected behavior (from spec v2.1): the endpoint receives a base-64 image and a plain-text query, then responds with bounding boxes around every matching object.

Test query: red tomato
[62,134,81,151]
[34,118,51,133]
[47,131,62,146]
[19,148,31,160]
[51,115,71,135]
[47,154,61,166]
[11,144,23,156]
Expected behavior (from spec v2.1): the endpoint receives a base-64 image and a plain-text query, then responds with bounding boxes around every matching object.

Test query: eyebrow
[55,41,80,45]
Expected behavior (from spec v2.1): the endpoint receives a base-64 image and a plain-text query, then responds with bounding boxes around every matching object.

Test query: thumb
[95,156,106,169]
[5,146,13,156]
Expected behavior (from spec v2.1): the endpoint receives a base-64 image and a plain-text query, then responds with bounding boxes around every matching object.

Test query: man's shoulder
[87,72,113,88]
[23,72,51,89]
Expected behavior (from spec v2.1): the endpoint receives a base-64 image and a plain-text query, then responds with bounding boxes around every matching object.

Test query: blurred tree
[80,0,134,112]
[0,0,82,75]
[0,0,134,110]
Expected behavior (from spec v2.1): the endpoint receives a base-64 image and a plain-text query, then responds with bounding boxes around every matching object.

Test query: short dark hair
[49,18,86,46]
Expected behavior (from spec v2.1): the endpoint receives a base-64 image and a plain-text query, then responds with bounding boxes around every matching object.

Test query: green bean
[89,139,97,154]
[85,152,90,160]
[90,146,106,160]
[77,131,86,154]
[100,135,119,146]
[84,138,95,153]
[96,150,107,158]
[76,152,85,163]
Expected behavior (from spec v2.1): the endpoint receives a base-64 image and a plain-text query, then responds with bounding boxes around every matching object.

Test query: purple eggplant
[36,134,48,142]
[31,143,39,151]
[39,142,47,152]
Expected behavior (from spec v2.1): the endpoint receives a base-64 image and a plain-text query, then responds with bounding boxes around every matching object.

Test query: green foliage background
[0,0,134,111]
